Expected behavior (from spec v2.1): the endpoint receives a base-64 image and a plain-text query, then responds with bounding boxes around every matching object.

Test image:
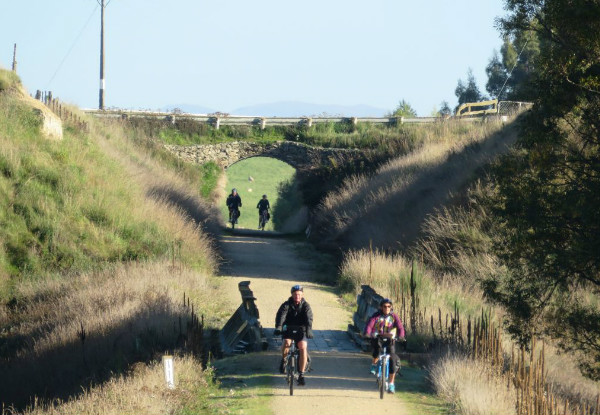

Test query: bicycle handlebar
[274,325,306,336]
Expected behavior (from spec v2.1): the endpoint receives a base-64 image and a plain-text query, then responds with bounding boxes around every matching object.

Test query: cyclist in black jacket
[226,188,242,223]
[256,194,270,229]
[275,284,313,386]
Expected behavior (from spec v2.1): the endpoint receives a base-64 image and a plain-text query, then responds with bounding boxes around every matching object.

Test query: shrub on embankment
[0,70,227,412]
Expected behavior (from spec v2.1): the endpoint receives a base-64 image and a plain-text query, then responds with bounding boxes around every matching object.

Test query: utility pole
[99,0,106,110]
[12,43,17,72]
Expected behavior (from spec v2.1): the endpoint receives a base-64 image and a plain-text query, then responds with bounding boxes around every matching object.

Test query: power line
[47,4,99,88]
[497,39,530,100]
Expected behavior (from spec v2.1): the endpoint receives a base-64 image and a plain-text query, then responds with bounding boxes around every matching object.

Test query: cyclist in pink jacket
[364,298,406,393]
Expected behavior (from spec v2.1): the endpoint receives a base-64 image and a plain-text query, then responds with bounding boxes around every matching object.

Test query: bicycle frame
[259,210,268,230]
[230,208,239,229]
[375,337,393,399]
[285,339,299,395]
[283,325,303,396]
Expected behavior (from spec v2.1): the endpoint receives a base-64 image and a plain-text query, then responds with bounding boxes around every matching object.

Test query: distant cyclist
[256,194,270,229]
[226,188,242,223]
[364,298,405,394]
[275,285,313,386]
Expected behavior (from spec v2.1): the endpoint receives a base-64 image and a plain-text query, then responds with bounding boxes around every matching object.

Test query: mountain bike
[229,208,239,229]
[259,210,269,230]
[374,334,395,399]
[281,325,304,396]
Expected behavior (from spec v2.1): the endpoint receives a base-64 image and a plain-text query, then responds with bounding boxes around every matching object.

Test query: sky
[1,0,507,116]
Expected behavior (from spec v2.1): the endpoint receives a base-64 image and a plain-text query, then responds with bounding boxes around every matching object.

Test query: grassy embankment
[0,68,247,414]
[325,116,599,414]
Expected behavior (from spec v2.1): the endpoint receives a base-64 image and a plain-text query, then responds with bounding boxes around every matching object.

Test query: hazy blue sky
[1,0,507,116]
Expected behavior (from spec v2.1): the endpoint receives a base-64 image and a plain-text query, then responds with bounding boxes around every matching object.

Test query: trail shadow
[0,301,199,411]
[217,235,317,280]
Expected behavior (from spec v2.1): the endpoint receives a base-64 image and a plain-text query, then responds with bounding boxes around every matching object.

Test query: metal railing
[82,100,533,129]
[82,109,481,129]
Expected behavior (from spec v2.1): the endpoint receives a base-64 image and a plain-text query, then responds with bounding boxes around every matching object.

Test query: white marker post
[162,355,175,389]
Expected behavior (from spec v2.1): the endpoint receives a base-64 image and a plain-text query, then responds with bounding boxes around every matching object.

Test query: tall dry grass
[0,260,225,409]
[311,118,515,252]
[21,356,213,415]
[339,248,486,335]
[430,354,516,415]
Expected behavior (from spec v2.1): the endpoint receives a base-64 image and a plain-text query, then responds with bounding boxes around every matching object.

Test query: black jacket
[226,194,242,209]
[257,199,270,213]
[275,297,313,338]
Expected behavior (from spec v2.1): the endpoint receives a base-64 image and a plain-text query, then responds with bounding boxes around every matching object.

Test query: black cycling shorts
[283,328,306,344]
[371,338,400,373]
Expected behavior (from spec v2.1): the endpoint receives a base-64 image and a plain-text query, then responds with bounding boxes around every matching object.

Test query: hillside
[0,69,231,412]
[310,119,515,252]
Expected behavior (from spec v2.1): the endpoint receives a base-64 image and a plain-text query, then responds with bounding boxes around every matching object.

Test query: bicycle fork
[378,356,390,385]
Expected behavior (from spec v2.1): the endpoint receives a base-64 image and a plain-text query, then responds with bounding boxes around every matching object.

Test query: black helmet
[379,298,392,307]
[232,188,237,193]
[291,284,303,294]
[262,194,267,198]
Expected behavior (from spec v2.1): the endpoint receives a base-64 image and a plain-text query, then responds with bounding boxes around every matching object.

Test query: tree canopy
[455,69,486,111]
[390,99,417,118]
[484,0,600,379]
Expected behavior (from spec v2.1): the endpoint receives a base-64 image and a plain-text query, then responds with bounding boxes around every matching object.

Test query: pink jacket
[364,311,406,339]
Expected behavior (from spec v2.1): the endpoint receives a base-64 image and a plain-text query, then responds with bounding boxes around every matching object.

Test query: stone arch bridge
[164,141,368,170]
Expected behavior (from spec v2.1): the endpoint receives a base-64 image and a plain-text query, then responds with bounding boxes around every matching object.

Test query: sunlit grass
[221,157,296,230]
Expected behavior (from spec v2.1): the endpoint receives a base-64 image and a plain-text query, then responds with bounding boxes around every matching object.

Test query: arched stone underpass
[164,141,367,170]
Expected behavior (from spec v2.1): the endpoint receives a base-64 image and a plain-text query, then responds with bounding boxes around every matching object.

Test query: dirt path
[217,231,410,415]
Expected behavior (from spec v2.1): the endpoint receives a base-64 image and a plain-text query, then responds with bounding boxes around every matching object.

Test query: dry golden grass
[0,260,227,408]
[430,354,516,415]
[339,248,486,321]
[313,118,515,251]
[22,356,209,415]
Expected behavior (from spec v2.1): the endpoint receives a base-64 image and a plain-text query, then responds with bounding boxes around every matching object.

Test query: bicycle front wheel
[288,357,295,395]
[379,358,388,399]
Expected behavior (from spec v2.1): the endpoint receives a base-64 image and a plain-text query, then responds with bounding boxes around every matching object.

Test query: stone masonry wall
[163,141,366,170]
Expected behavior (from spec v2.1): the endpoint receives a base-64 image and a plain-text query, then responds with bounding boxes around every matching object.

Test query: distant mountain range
[164,101,389,117]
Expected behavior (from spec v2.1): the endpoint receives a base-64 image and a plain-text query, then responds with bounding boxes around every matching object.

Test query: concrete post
[260,118,266,130]
[215,117,221,130]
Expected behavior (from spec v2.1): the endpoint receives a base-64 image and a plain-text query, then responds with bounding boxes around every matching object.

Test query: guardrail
[219,281,267,355]
[82,109,481,129]
[83,100,531,129]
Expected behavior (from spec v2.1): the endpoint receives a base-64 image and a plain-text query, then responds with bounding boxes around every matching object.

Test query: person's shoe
[279,359,285,374]
[297,374,306,386]
[370,364,377,375]
[387,383,395,394]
